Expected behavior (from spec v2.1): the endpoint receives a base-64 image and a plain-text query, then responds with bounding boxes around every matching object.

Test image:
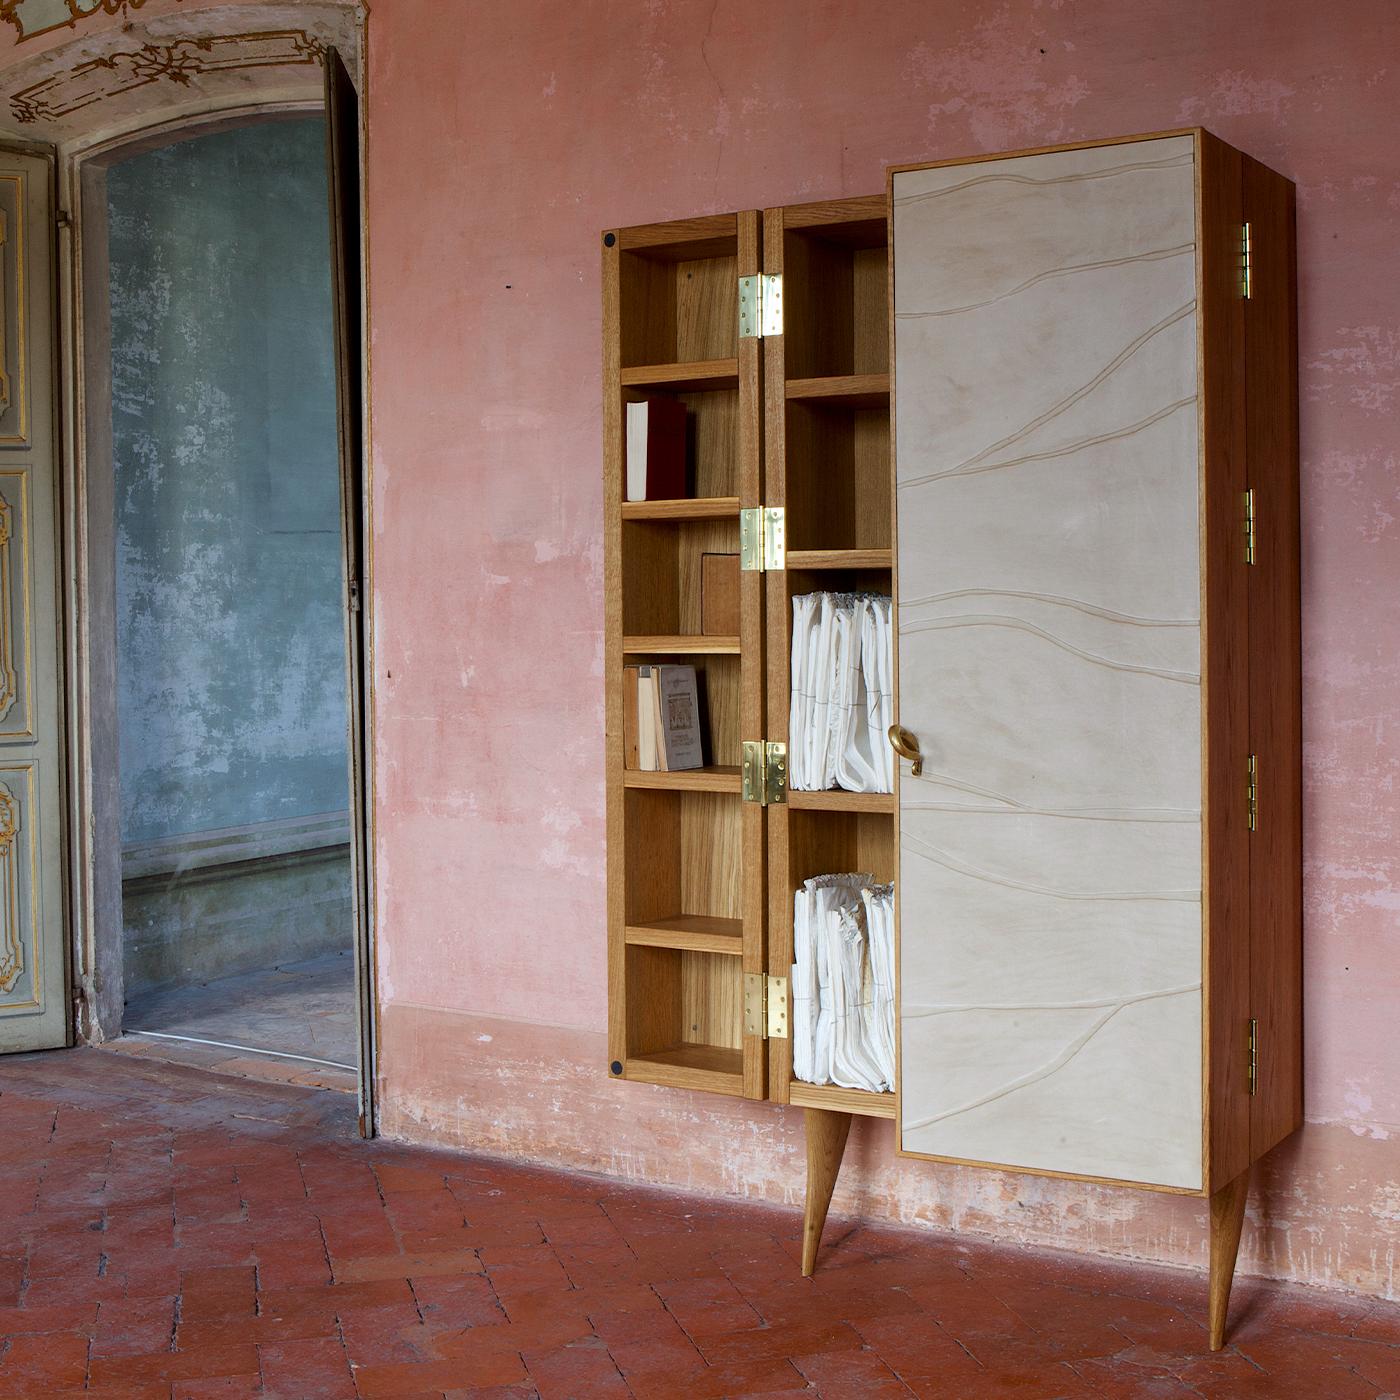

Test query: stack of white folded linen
[789,592,893,792]
[791,874,896,1092]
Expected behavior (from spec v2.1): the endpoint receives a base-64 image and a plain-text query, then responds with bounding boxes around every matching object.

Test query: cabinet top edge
[887,128,1209,183]
[607,212,741,254]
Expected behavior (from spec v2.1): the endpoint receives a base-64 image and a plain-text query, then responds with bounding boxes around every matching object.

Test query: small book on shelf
[625,398,687,501]
[624,664,703,771]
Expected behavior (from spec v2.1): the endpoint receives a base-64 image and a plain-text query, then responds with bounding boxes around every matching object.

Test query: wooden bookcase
[603,213,767,1101]
[601,131,1301,1351]
[761,195,897,1127]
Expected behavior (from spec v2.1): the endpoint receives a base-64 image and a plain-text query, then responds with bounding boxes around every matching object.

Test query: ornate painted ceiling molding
[0,3,358,142]
[1,0,184,46]
[11,29,323,123]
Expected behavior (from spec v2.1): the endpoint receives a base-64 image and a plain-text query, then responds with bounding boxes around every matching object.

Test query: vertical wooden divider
[736,209,769,1101]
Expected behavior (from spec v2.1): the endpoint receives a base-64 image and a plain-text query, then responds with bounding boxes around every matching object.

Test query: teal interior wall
[108,117,348,846]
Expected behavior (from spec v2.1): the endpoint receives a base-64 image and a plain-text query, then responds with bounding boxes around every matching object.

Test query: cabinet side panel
[1243,158,1304,1159]
[1198,134,1252,1193]
[603,234,626,1072]
[893,137,1204,1189]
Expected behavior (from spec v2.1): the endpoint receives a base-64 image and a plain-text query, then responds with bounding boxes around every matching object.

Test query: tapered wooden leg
[801,1107,852,1277]
[1208,1166,1251,1351]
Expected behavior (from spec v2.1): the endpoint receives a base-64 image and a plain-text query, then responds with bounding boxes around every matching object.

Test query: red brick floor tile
[655,1275,764,1340]
[0,1330,91,1390]
[176,1315,331,1352]
[374,1163,449,1193]
[792,1343,914,1395]
[13,1266,126,1311]
[410,1272,507,1330]
[257,1335,357,1399]
[0,1300,99,1334]
[256,1276,415,1328]
[697,1317,866,1366]
[335,1248,485,1285]
[179,1266,257,1321]
[91,1294,178,1358]
[338,1299,437,1366]
[590,1305,689,1352]
[357,1351,528,1394]
[853,1314,989,1390]
[171,1378,266,1398]
[86,1342,262,1389]
[0,1255,23,1308]
[522,1333,630,1398]
[442,1387,539,1400]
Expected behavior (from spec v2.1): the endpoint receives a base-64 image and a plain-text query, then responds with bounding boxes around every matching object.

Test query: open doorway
[83,111,360,1094]
[63,76,375,1108]
[108,115,354,1085]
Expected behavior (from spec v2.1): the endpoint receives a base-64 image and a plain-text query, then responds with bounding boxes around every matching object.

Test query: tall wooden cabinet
[602,129,1300,1351]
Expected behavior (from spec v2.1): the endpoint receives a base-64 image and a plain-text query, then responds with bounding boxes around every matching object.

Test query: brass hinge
[741,739,787,805]
[744,971,790,1039]
[1246,753,1258,832]
[1241,221,1253,300]
[737,273,783,338]
[739,506,785,572]
[1247,1017,1259,1096]
[1243,487,1256,566]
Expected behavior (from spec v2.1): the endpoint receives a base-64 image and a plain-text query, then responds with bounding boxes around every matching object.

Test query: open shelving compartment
[604,210,767,1101]
[622,787,745,1089]
[770,194,892,567]
[763,193,898,1119]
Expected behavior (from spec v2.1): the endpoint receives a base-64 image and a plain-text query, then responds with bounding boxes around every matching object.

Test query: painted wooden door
[325,49,373,1130]
[892,136,1204,1189]
[0,147,67,1054]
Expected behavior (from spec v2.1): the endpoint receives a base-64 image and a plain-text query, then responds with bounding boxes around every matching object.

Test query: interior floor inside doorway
[112,950,357,1094]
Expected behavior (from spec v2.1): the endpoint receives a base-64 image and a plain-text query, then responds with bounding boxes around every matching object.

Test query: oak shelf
[620,359,739,391]
[622,635,741,655]
[785,549,892,572]
[625,915,744,954]
[787,790,895,813]
[785,373,890,407]
[789,1082,897,1119]
[626,1045,745,1094]
[621,497,741,522]
[622,766,741,793]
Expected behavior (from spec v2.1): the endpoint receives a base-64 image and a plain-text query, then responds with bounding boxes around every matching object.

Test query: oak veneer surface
[893,136,1204,1188]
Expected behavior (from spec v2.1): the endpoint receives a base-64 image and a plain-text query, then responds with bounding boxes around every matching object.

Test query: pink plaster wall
[5,0,1397,1298]
[364,0,1400,1298]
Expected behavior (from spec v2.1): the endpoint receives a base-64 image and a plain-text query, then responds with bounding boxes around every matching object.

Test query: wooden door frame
[55,84,380,1129]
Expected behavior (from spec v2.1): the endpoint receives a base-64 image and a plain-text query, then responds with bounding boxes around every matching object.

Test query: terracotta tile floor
[0,1050,1396,1399]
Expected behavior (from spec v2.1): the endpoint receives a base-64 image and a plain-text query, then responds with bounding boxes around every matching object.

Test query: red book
[625,398,688,501]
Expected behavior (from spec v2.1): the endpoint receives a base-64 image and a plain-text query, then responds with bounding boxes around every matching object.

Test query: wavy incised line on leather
[900,767,1199,822]
[899,613,1201,684]
[902,800,1198,823]
[903,981,1202,1018]
[901,830,1201,901]
[893,150,1194,210]
[904,302,1195,486]
[900,587,1197,629]
[902,392,1195,496]
[897,242,1195,321]
[901,982,1201,1132]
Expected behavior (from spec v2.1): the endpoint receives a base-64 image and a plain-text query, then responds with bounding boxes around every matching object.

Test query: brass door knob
[887,724,923,776]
